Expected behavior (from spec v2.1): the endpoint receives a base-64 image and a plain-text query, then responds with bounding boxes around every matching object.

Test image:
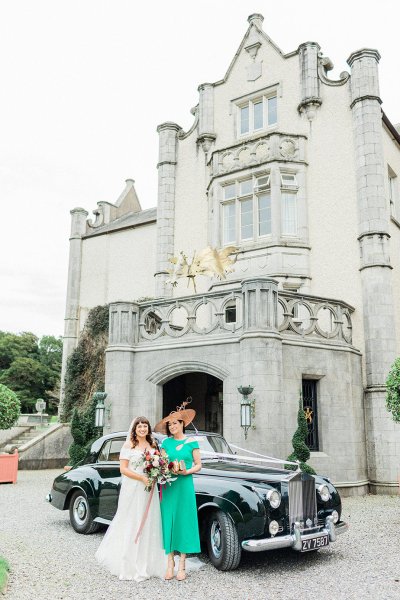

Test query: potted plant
[0,384,21,483]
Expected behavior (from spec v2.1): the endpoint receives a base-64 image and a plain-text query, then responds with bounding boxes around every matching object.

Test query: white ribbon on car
[200,446,299,470]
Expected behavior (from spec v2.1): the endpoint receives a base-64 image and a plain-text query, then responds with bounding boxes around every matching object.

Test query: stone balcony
[108,278,354,349]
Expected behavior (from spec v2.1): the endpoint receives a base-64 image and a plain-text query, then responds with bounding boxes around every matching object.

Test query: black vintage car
[46,430,348,571]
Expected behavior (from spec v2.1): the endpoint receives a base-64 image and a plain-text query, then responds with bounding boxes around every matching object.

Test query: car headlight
[269,520,280,536]
[318,484,330,502]
[266,489,281,509]
[331,510,339,524]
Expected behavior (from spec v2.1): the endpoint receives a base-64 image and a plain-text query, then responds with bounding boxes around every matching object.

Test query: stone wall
[18,424,72,470]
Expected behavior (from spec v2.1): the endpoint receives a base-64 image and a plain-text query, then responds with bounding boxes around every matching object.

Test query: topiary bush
[68,393,99,466]
[0,384,21,430]
[386,357,400,423]
[60,305,109,422]
[286,395,316,474]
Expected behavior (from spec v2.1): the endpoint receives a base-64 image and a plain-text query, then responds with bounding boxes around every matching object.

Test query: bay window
[221,170,299,245]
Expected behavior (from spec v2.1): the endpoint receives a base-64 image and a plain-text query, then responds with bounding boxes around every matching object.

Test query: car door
[93,437,125,519]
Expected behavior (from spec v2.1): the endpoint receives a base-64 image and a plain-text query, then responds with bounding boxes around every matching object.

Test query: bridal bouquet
[142,448,175,492]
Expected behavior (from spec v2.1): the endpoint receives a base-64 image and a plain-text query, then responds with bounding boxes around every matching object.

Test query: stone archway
[163,373,223,434]
[147,361,229,435]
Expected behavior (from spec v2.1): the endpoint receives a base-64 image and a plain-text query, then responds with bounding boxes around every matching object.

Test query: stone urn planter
[0,449,18,483]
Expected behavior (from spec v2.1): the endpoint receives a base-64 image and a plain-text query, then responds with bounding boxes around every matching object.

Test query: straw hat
[154,398,196,434]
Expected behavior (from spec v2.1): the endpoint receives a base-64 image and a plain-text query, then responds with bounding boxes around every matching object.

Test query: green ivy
[286,395,316,474]
[60,305,109,422]
[0,384,21,430]
[68,394,99,465]
[386,357,400,423]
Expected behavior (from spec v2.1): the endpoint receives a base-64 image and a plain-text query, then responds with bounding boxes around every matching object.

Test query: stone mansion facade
[60,14,400,495]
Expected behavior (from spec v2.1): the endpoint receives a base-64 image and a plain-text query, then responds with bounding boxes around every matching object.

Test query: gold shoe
[165,555,174,580]
[176,557,186,581]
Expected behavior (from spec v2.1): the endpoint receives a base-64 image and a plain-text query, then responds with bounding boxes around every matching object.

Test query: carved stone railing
[277,291,353,344]
[210,132,307,178]
[107,279,355,347]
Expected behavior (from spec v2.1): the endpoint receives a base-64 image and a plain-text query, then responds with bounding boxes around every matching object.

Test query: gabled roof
[83,207,157,238]
[214,14,289,87]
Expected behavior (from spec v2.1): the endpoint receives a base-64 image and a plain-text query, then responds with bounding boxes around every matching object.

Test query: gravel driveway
[0,469,399,600]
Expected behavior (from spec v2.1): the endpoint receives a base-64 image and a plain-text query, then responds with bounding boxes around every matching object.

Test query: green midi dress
[160,436,201,554]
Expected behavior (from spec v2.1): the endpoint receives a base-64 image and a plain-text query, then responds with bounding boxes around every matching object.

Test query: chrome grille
[288,472,317,527]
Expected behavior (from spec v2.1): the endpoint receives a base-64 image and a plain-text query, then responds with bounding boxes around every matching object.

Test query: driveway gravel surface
[0,469,399,600]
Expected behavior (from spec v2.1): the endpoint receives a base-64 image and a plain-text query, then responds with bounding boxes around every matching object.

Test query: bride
[95,416,167,581]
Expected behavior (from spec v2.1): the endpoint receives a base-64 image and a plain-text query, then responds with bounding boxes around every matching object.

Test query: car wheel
[69,489,100,534]
[207,509,241,571]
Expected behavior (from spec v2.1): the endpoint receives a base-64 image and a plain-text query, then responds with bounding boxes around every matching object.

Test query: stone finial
[247,14,264,29]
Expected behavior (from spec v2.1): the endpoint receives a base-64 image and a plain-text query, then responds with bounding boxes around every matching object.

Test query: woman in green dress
[155,401,202,581]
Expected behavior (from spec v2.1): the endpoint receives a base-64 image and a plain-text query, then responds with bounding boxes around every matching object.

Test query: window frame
[302,380,319,452]
[237,93,278,138]
[221,174,272,246]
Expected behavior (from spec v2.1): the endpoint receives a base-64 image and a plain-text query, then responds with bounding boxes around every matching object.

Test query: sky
[1,0,399,338]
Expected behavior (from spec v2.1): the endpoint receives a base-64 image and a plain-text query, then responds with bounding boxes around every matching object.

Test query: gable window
[238,94,277,137]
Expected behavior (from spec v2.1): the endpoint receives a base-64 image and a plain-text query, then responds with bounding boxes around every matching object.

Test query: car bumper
[242,516,349,552]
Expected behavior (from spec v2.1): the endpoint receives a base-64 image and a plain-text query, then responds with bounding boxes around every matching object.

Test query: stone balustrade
[107,280,354,347]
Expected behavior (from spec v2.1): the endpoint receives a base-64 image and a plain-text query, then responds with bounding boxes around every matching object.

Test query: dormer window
[238,95,277,137]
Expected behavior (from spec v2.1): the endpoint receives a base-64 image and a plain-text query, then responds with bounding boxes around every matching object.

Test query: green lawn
[0,556,9,593]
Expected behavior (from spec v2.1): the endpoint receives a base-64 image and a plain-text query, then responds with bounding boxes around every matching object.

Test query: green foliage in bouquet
[286,395,316,474]
[68,394,98,465]
[386,357,400,423]
[61,305,109,422]
[0,384,21,430]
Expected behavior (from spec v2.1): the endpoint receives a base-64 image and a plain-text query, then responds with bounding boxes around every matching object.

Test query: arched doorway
[163,373,223,434]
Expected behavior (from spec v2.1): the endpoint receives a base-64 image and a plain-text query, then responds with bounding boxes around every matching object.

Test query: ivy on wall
[60,305,109,422]
[386,357,400,423]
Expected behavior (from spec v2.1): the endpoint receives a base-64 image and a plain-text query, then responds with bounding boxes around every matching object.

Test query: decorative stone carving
[318,54,350,87]
[211,132,304,176]
[279,139,296,159]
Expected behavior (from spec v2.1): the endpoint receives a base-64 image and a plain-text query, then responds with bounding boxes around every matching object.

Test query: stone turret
[298,42,322,121]
[154,122,181,298]
[347,48,399,493]
[59,207,88,417]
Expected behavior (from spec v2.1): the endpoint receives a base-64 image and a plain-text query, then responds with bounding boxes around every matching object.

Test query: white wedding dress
[95,445,167,581]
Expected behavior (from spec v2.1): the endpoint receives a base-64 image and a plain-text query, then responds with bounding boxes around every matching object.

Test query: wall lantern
[94,392,108,429]
[238,385,254,439]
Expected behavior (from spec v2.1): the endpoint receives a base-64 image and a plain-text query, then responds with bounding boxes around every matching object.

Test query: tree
[0,357,53,412]
[286,395,316,474]
[0,332,62,414]
[0,384,21,430]
[0,332,39,370]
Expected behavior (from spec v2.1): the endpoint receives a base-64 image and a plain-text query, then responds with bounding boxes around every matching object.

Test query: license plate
[301,534,329,552]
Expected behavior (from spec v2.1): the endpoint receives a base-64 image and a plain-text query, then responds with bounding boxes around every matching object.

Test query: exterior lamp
[94,392,108,429]
[238,385,254,439]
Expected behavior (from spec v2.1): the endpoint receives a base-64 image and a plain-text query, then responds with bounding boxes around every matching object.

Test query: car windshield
[194,435,234,456]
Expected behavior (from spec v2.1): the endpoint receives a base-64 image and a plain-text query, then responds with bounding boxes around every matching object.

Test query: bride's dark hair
[130,416,157,449]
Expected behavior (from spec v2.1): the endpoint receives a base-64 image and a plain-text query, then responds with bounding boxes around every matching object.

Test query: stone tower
[348,48,400,493]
